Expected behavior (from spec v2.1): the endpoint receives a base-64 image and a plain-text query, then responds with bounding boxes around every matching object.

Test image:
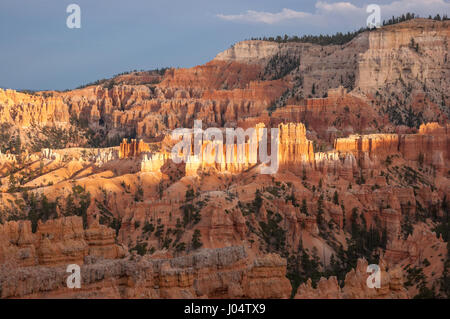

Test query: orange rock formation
[0,216,124,267]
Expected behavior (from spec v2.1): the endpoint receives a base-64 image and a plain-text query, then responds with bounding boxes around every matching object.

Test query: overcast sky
[1,0,449,91]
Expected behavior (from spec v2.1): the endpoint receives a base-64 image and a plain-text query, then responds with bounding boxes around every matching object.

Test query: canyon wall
[357,19,450,94]
[295,258,408,299]
[0,246,291,299]
[120,122,317,175]
[0,216,124,268]
[335,122,450,167]
[119,139,151,159]
[118,121,449,178]
[0,19,448,300]
[0,89,70,127]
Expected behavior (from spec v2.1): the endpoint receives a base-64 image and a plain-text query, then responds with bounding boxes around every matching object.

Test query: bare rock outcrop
[0,246,291,299]
[295,258,408,299]
[0,216,124,268]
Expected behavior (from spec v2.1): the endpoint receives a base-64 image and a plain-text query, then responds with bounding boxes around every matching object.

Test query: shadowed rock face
[0,19,449,299]
[0,246,291,299]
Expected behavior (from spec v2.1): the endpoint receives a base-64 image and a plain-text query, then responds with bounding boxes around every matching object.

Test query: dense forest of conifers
[251,13,449,46]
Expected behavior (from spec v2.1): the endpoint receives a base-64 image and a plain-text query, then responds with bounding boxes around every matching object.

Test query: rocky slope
[0,245,291,299]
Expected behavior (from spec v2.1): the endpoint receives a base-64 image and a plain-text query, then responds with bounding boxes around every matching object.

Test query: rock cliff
[0,216,124,267]
[0,246,291,299]
[295,258,408,299]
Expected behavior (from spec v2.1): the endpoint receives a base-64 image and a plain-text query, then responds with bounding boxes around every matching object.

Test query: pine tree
[253,189,263,212]
[333,190,339,205]
[8,171,16,193]
[350,208,360,237]
[317,194,326,232]
[191,229,203,250]
[301,199,308,215]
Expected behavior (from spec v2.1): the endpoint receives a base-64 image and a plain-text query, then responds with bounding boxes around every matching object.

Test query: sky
[0,0,449,91]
